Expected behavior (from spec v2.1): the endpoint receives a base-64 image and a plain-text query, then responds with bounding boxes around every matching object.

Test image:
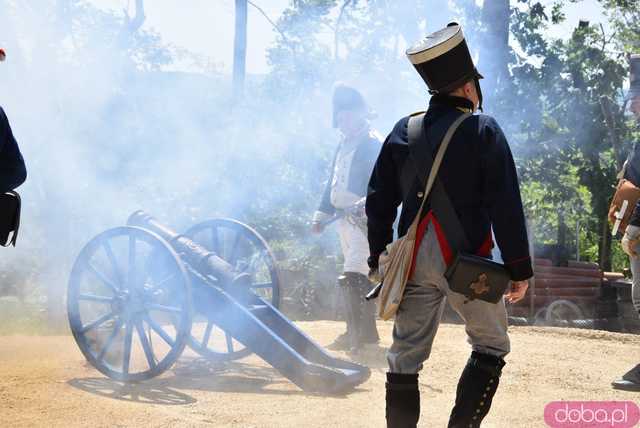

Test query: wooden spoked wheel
[183,219,280,362]
[68,227,192,381]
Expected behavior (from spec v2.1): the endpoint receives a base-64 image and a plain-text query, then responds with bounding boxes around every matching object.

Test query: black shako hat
[628,53,640,100]
[406,23,483,108]
[332,83,367,128]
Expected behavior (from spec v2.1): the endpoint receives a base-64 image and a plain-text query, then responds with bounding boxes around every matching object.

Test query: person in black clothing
[0,107,27,191]
[312,83,381,351]
[615,53,640,392]
[0,48,26,191]
[366,24,532,427]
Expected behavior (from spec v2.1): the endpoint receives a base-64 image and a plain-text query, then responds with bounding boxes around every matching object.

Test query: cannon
[67,211,370,393]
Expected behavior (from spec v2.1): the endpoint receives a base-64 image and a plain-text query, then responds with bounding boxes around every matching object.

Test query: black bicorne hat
[332,83,368,128]
[406,23,482,98]
[628,54,640,100]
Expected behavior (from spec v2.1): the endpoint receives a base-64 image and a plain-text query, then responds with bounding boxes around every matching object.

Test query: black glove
[367,254,379,270]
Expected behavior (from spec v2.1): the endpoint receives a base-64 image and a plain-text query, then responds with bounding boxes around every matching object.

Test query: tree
[233,0,248,102]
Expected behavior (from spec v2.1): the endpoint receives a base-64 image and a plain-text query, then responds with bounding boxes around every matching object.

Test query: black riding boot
[612,363,640,391]
[335,272,379,350]
[327,276,355,351]
[345,272,380,344]
[448,352,506,428]
[386,373,420,428]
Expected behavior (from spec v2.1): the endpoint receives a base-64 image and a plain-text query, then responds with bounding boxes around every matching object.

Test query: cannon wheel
[68,226,192,382]
[545,299,585,326]
[183,218,281,362]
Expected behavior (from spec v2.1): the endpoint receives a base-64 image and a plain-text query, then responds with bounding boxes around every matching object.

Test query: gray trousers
[628,256,640,314]
[387,225,510,374]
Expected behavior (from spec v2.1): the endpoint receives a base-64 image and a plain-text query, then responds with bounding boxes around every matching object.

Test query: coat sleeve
[0,108,27,192]
[625,144,640,227]
[480,117,533,281]
[628,201,640,227]
[365,131,403,268]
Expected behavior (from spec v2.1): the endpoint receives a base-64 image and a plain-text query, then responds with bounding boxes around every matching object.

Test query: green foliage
[507,0,637,269]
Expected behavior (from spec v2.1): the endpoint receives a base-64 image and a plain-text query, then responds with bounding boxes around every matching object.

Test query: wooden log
[534,278,602,288]
[603,272,625,281]
[534,266,602,278]
[526,287,600,297]
[511,295,597,307]
[568,260,600,270]
[534,273,603,283]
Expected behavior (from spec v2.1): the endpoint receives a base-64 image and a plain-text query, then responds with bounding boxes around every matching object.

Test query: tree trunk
[599,215,612,271]
[233,0,248,102]
[557,210,567,250]
[480,0,511,100]
[600,96,626,171]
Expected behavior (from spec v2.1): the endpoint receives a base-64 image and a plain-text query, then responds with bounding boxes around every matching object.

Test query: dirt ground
[1,321,638,428]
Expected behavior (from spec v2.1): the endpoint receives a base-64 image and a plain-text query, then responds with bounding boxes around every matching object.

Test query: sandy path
[1,321,638,427]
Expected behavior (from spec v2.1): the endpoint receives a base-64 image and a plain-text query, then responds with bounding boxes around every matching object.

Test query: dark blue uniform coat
[365,95,533,281]
[0,107,26,191]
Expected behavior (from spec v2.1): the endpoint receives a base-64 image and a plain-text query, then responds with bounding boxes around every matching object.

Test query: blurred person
[0,48,27,191]
[311,83,382,351]
[366,24,532,427]
[615,53,640,392]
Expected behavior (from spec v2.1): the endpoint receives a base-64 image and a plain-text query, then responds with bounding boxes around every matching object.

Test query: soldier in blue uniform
[616,53,640,392]
[311,83,382,351]
[0,48,26,192]
[366,24,532,427]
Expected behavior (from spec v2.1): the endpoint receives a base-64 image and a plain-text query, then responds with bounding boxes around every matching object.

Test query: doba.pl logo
[544,401,640,427]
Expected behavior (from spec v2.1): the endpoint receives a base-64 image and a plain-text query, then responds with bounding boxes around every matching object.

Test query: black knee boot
[448,352,506,428]
[327,275,354,351]
[612,363,640,391]
[344,272,380,345]
[386,373,420,428]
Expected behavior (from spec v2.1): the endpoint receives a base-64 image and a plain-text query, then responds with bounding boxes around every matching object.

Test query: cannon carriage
[67,211,369,393]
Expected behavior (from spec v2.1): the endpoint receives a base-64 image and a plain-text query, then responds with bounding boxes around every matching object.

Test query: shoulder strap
[618,160,629,180]
[407,112,470,232]
[407,112,472,252]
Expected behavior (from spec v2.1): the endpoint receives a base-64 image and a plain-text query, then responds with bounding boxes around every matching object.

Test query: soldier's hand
[622,225,640,257]
[505,280,529,304]
[311,221,324,235]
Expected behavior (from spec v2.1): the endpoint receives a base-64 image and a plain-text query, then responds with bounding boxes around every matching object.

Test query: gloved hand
[368,267,382,284]
[310,221,324,235]
[622,225,640,257]
[311,211,330,235]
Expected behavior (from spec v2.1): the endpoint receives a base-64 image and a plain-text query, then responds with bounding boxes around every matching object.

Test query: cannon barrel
[127,210,249,287]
